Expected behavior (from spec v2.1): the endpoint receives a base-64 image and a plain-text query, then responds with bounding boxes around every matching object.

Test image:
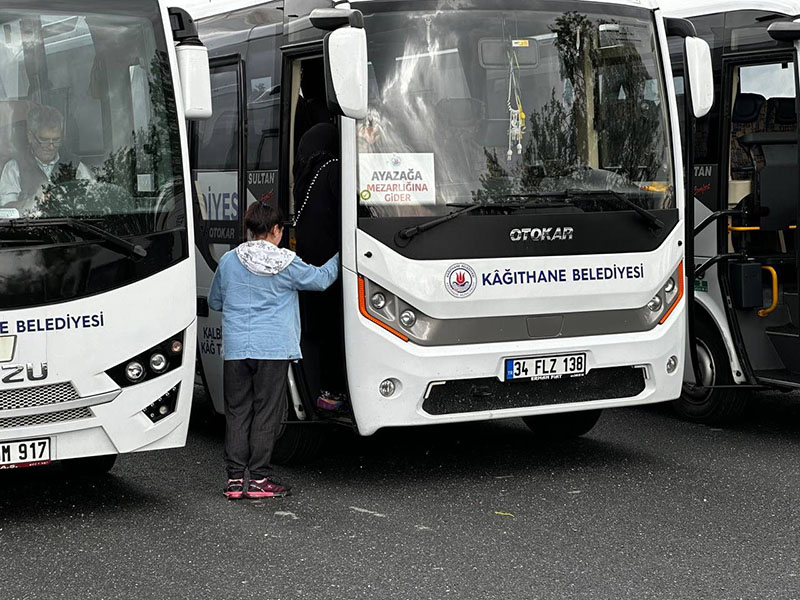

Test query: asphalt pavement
[1,389,800,600]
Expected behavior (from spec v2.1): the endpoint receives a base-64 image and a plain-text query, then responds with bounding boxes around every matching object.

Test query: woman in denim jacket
[209,202,339,499]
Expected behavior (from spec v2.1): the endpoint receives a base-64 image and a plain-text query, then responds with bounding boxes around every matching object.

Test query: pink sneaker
[316,391,344,410]
[246,478,291,498]
[223,478,245,500]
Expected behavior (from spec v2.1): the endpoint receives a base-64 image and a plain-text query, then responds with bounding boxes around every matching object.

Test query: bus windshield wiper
[505,189,664,231]
[396,201,519,242]
[0,217,147,258]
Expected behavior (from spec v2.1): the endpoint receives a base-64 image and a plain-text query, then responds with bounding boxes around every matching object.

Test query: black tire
[271,392,327,465]
[60,454,117,477]
[673,317,746,424]
[522,409,602,440]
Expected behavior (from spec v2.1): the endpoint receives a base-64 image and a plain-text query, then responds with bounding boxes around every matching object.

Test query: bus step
[765,325,800,373]
[755,369,800,389]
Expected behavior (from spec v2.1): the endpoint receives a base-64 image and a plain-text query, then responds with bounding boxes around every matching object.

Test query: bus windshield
[356,7,674,218]
[0,5,182,232]
[0,2,187,309]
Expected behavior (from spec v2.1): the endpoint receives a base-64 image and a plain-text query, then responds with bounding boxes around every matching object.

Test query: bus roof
[177,0,663,22]
[663,0,800,18]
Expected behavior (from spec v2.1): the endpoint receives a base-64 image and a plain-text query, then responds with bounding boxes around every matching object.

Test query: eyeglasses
[32,133,62,148]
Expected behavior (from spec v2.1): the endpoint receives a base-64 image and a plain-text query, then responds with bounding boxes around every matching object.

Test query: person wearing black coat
[293,123,347,409]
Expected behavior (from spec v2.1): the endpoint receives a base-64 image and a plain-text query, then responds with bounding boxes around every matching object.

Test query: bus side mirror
[169,7,212,120]
[685,37,714,119]
[322,26,368,120]
[768,20,800,42]
[176,42,213,120]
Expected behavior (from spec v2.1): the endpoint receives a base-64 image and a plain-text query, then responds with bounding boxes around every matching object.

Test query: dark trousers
[223,359,288,480]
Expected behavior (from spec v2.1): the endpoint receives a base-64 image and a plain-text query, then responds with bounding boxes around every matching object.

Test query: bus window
[190,61,242,258]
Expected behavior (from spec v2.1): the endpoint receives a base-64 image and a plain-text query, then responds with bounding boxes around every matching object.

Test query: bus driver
[0,104,92,215]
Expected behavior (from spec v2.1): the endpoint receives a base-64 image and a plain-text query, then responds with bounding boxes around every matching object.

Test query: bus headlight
[150,353,168,374]
[125,361,145,382]
[641,263,684,325]
[371,292,386,310]
[647,295,663,312]
[399,310,417,328]
[106,331,185,387]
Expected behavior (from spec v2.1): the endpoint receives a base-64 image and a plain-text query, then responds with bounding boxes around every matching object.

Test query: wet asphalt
[1,389,800,600]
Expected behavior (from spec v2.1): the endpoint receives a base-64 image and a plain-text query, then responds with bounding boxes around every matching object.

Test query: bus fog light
[666,355,679,374]
[144,385,179,423]
[169,340,183,354]
[647,295,663,312]
[371,293,386,310]
[150,353,168,373]
[379,379,396,397]
[125,361,145,382]
[664,278,676,294]
[399,310,416,328]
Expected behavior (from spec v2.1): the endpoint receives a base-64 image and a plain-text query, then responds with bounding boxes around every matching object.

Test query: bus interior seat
[766,97,796,132]
[730,92,766,181]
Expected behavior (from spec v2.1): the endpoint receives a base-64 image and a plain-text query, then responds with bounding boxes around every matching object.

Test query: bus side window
[246,32,280,173]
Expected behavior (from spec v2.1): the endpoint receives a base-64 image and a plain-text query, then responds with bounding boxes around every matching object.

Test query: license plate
[505,353,587,381]
[0,438,51,469]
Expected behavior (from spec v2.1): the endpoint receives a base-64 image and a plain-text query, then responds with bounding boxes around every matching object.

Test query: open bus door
[672,16,800,423]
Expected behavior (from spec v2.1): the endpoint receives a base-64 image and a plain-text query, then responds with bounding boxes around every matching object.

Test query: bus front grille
[0,407,93,429]
[0,383,79,412]
[422,367,646,416]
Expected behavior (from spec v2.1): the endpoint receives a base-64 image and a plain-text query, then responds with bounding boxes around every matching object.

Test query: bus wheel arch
[674,305,746,423]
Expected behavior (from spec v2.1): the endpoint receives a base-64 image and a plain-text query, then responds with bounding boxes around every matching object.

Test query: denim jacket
[208,241,339,360]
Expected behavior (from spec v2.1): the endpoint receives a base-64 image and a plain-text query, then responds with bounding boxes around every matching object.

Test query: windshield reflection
[357,8,674,218]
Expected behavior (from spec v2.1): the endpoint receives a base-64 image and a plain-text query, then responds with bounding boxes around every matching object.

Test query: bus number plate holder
[0,438,51,469]
[505,353,586,381]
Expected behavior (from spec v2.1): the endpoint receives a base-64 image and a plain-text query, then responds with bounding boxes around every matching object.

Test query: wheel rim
[682,339,716,402]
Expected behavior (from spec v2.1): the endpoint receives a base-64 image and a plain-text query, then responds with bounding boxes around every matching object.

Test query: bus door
[716,51,800,384]
[278,47,349,418]
[190,55,247,412]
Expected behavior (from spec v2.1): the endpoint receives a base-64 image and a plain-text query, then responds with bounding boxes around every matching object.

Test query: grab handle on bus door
[758,266,778,317]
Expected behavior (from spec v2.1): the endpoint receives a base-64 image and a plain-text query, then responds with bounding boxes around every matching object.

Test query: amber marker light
[358,276,409,342]
[659,262,684,325]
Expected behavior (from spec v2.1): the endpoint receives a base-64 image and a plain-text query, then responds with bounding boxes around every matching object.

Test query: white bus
[191,0,713,461]
[666,0,800,422]
[0,1,211,473]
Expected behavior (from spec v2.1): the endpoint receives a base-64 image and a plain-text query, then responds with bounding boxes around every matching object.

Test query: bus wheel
[271,394,327,465]
[522,409,602,440]
[673,319,746,423]
[61,454,118,477]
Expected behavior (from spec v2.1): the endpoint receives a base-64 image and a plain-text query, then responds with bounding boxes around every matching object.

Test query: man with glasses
[0,104,92,215]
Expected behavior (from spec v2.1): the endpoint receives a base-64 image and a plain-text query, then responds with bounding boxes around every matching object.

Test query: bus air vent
[0,407,93,429]
[0,382,79,412]
[422,367,645,415]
